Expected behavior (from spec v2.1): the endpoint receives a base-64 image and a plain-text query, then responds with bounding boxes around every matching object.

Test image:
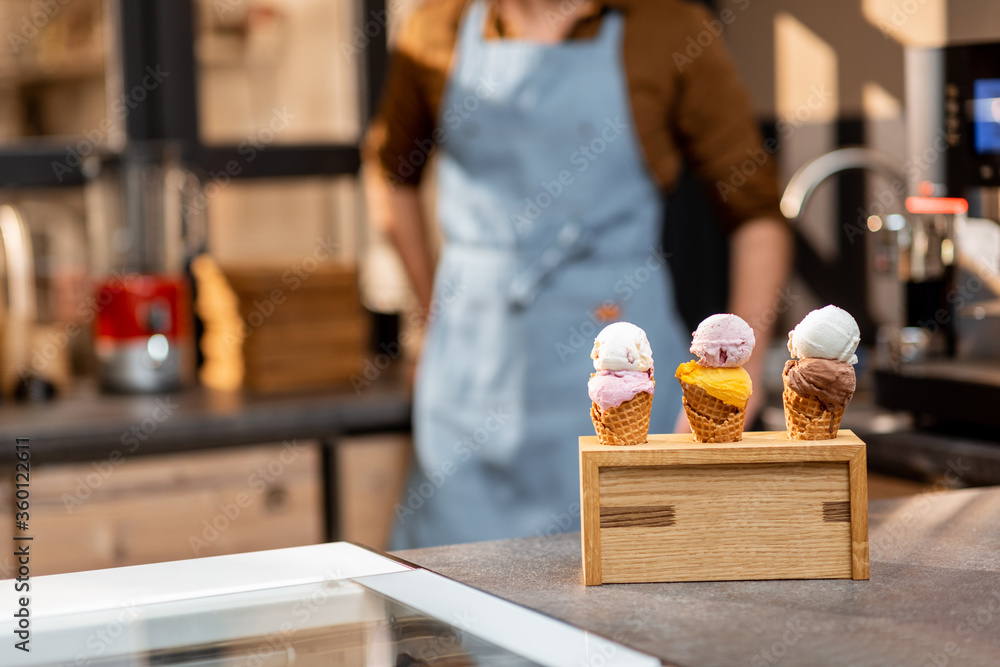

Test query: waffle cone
[680,381,746,443]
[591,390,653,446]
[782,383,847,440]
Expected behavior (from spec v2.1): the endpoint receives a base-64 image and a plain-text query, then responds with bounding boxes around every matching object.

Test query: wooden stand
[579,431,869,585]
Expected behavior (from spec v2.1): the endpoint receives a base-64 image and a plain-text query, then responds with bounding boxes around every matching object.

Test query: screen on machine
[973,78,1000,155]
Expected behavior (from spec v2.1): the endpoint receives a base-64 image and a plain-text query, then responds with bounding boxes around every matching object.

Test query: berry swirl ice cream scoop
[689,314,755,368]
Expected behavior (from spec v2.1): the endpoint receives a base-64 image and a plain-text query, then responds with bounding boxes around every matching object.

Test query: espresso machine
[872,41,1000,431]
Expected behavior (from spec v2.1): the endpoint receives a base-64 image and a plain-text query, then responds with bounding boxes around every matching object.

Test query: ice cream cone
[782,383,847,440]
[680,381,746,443]
[783,305,860,439]
[590,390,653,446]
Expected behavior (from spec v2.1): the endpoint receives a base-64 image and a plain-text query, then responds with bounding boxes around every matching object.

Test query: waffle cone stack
[782,384,847,440]
[591,390,653,446]
[680,381,747,443]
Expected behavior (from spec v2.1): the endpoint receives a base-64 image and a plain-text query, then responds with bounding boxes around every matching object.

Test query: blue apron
[391,0,690,549]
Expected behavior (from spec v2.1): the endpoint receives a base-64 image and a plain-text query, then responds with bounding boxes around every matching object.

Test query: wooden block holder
[580,430,869,585]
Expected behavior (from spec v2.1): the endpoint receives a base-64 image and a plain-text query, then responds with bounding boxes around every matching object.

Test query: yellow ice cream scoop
[675,360,752,409]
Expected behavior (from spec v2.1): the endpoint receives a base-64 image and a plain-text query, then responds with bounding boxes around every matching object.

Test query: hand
[727,216,792,430]
[741,351,768,430]
[673,405,690,433]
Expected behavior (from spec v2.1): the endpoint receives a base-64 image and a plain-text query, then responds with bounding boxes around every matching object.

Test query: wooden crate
[579,431,869,585]
[192,255,370,393]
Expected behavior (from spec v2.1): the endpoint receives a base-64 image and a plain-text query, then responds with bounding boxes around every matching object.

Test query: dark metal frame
[0,0,387,187]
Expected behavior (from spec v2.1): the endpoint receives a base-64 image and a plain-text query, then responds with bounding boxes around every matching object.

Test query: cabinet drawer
[4,442,322,576]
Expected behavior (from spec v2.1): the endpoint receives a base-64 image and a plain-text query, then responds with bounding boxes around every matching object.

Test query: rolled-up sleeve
[671,5,785,230]
[362,17,438,187]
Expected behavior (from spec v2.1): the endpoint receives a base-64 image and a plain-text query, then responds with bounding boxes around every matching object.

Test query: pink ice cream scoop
[689,314,755,368]
[588,370,655,410]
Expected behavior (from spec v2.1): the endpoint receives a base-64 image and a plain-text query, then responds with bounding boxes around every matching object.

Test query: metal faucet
[780,147,905,220]
[777,147,908,345]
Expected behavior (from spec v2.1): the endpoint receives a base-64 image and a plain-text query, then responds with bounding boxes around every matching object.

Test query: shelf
[0,52,105,86]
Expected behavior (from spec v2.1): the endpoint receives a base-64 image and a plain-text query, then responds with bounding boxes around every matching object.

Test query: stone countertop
[396,487,1000,667]
[0,374,411,464]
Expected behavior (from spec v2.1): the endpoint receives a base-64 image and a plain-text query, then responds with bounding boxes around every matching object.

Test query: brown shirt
[364,0,784,230]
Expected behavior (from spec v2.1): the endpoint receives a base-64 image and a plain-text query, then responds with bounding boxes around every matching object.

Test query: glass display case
[1,542,658,666]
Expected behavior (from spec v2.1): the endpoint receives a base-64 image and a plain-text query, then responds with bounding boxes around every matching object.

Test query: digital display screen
[973,78,1000,155]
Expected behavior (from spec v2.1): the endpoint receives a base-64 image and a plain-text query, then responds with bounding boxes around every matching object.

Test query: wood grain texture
[581,431,865,467]
[599,462,851,582]
[823,501,852,522]
[580,431,869,585]
[580,456,602,585]
[600,506,676,528]
[849,446,871,580]
[0,478,12,580]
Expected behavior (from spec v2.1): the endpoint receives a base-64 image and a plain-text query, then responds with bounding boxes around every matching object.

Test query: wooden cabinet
[1,442,323,577]
[0,478,10,579]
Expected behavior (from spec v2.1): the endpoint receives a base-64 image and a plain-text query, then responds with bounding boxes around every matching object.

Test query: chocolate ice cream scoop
[783,358,856,407]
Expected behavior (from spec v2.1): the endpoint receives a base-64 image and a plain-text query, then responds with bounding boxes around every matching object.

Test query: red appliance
[94,273,191,392]
[87,150,202,393]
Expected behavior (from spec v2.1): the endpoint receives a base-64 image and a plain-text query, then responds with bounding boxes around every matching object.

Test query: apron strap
[594,9,623,47]
[460,1,623,50]
[458,0,489,50]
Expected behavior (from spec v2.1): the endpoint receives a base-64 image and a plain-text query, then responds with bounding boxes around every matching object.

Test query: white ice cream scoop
[787,305,860,364]
[591,322,653,372]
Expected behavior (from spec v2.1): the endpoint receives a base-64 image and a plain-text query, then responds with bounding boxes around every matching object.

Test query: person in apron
[367,0,791,549]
